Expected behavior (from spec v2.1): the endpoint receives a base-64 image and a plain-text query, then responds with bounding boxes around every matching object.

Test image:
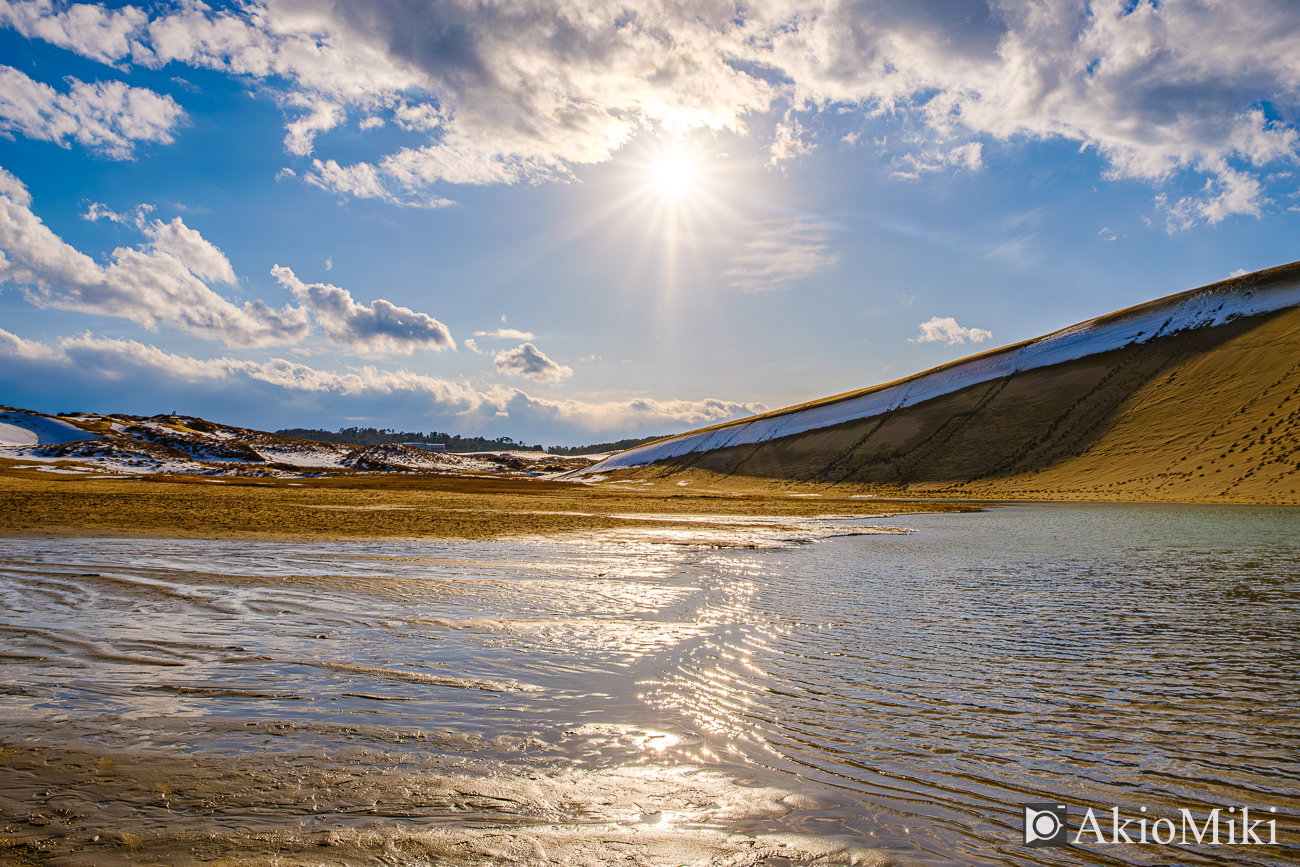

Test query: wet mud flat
[0,521,931,867]
[1,721,894,867]
[2,505,1298,866]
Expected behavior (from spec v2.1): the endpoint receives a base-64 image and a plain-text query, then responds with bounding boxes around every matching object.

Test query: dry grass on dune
[628,304,1300,505]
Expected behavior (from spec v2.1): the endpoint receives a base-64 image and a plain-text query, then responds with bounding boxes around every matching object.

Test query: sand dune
[583,262,1300,504]
[0,409,589,479]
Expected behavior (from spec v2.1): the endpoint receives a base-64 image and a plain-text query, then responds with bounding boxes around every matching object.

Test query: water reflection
[0,505,1296,865]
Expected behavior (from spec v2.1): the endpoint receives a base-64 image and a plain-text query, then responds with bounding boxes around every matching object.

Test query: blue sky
[1,0,1298,445]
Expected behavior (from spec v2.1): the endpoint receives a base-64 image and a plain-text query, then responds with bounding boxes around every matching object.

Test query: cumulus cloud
[4,0,1299,224]
[494,342,573,383]
[270,265,454,356]
[727,219,838,292]
[0,168,307,346]
[0,327,764,433]
[911,316,993,346]
[2,168,458,355]
[0,0,772,203]
[0,1,148,65]
[0,64,184,158]
[0,324,62,360]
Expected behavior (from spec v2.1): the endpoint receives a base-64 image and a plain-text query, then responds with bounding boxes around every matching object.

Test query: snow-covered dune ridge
[580,263,1300,474]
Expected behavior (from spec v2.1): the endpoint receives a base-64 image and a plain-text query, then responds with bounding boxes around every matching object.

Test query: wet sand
[0,730,880,867]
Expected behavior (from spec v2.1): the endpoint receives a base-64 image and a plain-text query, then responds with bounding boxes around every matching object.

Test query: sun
[651,151,697,197]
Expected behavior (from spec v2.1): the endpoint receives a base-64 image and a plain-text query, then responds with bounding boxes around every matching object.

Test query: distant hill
[578,261,1300,504]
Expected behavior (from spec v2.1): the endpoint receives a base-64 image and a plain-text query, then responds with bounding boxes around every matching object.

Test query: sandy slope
[587,266,1300,504]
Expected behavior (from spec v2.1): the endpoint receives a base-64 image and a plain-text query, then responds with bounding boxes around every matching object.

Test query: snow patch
[0,411,100,446]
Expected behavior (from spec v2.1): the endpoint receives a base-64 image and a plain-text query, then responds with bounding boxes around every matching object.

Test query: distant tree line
[277,427,671,455]
[277,427,543,452]
[543,435,668,455]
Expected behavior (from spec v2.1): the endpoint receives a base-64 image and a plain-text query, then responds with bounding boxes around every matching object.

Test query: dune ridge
[581,262,1300,504]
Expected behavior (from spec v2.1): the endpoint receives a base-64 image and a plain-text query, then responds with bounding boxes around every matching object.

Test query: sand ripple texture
[0,505,1297,866]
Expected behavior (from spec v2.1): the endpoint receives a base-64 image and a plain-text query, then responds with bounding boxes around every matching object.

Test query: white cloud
[3,168,455,355]
[727,219,838,292]
[910,316,993,346]
[270,265,454,356]
[1157,162,1269,232]
[4,0,1300,223]
[0,0,148,65]
[0,324,61,360]
[769,112,815,167]
[0,0,774,204]
[0,328,764,433]
[282,96,342,156]
[304,158,455,208]
[81,201,135,223]
[0,168,306,347]
[0,64,184,159]
[474,327,535,341]
[494,343,572,383]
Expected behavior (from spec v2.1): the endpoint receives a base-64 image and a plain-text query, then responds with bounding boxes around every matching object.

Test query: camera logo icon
[1023,803,1069,847]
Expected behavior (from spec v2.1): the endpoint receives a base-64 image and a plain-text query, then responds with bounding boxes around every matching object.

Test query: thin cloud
[727,219,838,292]
[474,328,535,341]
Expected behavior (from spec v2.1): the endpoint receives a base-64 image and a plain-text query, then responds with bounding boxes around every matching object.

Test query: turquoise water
[0,504,1296,865]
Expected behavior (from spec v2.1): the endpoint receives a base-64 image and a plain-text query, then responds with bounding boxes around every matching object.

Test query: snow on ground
[0,411,99,446]
[580,272,1300,474]
[255,447,350,468]
[0,410,588,480]
[0,424,37,447]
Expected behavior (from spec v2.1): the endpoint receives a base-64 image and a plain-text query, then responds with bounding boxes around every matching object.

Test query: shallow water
[0,504,1297,865]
